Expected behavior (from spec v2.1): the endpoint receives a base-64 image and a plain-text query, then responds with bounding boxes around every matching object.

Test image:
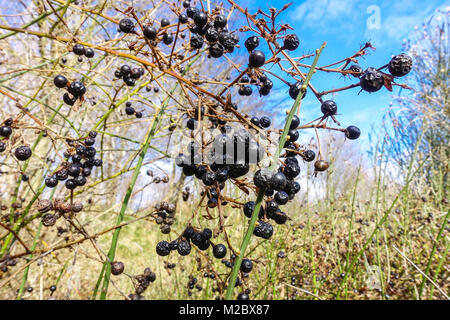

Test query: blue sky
[241,0,447,148]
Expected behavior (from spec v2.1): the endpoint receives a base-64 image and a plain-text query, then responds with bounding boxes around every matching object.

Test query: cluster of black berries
[124,101,143,118]
[347,53,412,93]
[44,131,101,191]
[53,74,86,106]
[154,201,176,234]
[181,2,238,58]
[114,64,145,87]
[0,118,13,153]
[175,128,264,190]
[187,275,203,293]
[37,199,83,227]
[72,43,95,62]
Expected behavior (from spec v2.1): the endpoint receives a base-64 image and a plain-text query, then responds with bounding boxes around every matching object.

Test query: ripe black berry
[288,129,299,142]
[119,18,135,33]
[240,258,253,273]
[237,293,249,300]
[209,43,224,58]
[143,26,157,40]
[0,126,12,138]
[388,53,412,77]
[248,50,265,68]
[156,241,171,256]
[349,64,363,77]
[111,261,124,275]
[14,146,32,161]
[63,93,77,106]
[314,160,329,172]
[202,171,216,186]
[214,15,227,28]
[345,125,361,140]
[177,240,191,256]
[163,33,174,45]
[360,67,384,92]
[84,48,95,58]
[190,34,204,49]
[68,164,81,177]
[72,44,85,55]
[202,228,212,240]
[259,116,271,128]
[193,11,208,27]
[321,100,337,116]
[160,18,170,27]
[250,116,260,127]
[205,27,219,43]
[123,76,136,86]
[68,81,86,97]
[216,168,228,182]
[303,150,315,162]
[285,180,300,195]
[253,168,273,189]
[273,210,288,224]
[289,81,307,100]
[244,36,259,51]
[0,142,5,153]
[271,172,287,191]
[213,244,227,259]
[290,115,300,129]
[274,191,289,205]
[45,176,58,188]
[283,34,300,51]
[53,75,68,88]
[65,179,77,190]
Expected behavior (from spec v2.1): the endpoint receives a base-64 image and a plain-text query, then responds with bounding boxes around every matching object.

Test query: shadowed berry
[303,150,315,162]
[253,168,273,189]
[321,100,337,116]
[177,240,191,256]
[209,43,224,58]
[53,75,68,88]
[72,44,85,55]
[213,244,227,259]
[84,48,95,58]
[289,81,307,100]
[63,93,77,106]
[214,15,227,28]
[190,34,204,49]
[144,26,157,40]
[274,191,289,205]
[253,220,273,239]
[271,172,287,191]
[259,116,271,128]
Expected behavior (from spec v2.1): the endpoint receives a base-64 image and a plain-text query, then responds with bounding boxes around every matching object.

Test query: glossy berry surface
[360,67,384,92]
[321,100,338,116]
[248,50,265,68]
[14,146,32,161]
[345,125,361,140]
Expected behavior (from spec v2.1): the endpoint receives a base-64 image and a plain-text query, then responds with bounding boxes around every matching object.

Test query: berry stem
[224,42,326,300]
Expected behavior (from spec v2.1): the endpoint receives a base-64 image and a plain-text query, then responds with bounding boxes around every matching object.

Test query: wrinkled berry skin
[143,26,157,40]
[345,125,361,140]
[237,293,249,300]
[190,34,204,49]
[349,64,363,77]
[283,34,300,51]
[259,116,271,128]
[244,36,259,51]
[14,146,32,161]
[253,168,273,189]
[68,81,86,97]
[156,241,171,256]
[119,18,135,33]
[321,100,338,116]
[177,240,191,256]
[213,244,227,259]
[388,53,412,77]
[360,68,384,92]
[53,75,68,88]
[253,220,273,239]
[209,43,224,58]
[248,50,265,68]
